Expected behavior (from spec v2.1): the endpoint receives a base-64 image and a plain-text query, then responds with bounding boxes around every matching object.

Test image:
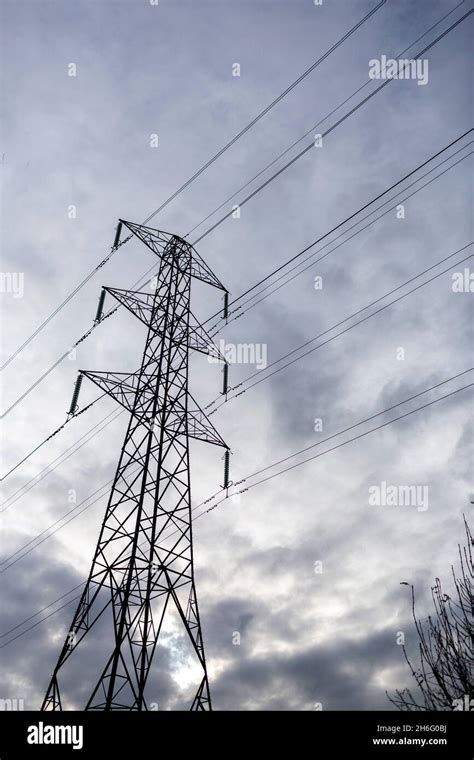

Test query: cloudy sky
[0,0,472,711]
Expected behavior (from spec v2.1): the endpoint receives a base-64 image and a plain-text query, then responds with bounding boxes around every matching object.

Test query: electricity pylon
[42,220,229,711]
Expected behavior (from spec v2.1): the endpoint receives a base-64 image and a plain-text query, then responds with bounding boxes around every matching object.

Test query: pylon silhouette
[42,220,229,710]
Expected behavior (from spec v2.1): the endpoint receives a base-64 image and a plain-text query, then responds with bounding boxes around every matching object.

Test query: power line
[142,0,387,228]
[0,0,387,373]
[245,374,473,481]
[2,251,470,571]
[0,236,130,372]
[0,408,123,512]
[0,392,108,481]
[240,384,473,489]
[1,372,470,649]
[204,145,473,336]
[2,149,471,483]
[2,8,471,409]
[1,3,470,559]
[200,382,473,516]
[192,10,473,251]
[0,463,142,572]
[0,583,84,641]
[1,1,471,683]
[0,592,84,650]
[184,0,467,240]
[3,132,471,425]
[207,246,473,413]
[114,127,474,344]
[0,307,118,422]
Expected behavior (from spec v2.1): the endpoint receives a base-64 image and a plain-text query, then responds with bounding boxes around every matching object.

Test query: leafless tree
[388,516,473,711]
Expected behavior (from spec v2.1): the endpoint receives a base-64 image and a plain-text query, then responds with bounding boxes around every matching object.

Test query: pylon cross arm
[120,219,226,290]
[104,286,226,361]
[80,370,227,448]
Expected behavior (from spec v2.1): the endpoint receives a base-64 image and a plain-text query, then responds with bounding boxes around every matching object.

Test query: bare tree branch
[387,515,473,711]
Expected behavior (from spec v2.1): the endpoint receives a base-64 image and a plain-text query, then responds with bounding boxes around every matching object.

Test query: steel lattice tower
[42,220,229,711]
